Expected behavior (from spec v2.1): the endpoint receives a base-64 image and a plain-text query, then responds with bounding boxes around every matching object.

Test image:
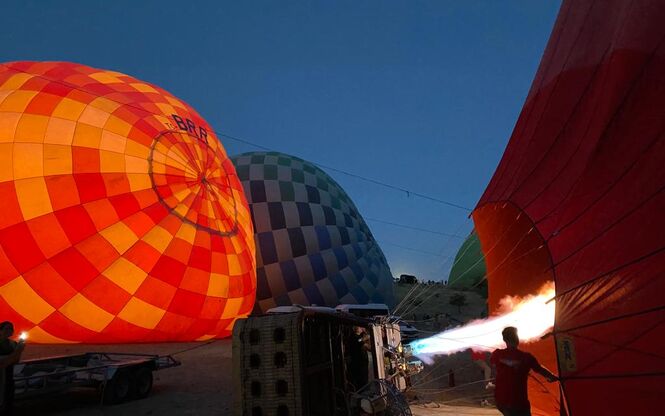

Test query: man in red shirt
[490,327,558,416]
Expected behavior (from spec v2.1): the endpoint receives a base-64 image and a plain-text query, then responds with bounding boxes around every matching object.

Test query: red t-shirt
[470,349,486,361]
[490,347,539,410]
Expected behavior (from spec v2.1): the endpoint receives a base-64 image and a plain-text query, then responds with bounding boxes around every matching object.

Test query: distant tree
[449,293,467,313]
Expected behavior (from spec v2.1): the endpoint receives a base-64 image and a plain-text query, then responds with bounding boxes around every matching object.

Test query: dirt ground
[16,339,498,416]
[14,283,493,415]
[394,283,496,411]
[16,340,233,415]
[411,404,499,415]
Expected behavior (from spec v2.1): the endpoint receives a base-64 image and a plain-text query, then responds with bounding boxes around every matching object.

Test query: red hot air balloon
[473,1,665,415]
[0,61,256,343]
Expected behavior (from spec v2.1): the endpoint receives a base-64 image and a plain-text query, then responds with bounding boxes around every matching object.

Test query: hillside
[392,282,488,325]
[393,282,496,410]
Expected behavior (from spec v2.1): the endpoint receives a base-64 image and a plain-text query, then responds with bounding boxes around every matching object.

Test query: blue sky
[2,0,560,281]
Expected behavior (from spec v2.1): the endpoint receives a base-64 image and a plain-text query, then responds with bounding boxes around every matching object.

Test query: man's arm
[531,356,558,382]
[8,341,25,365]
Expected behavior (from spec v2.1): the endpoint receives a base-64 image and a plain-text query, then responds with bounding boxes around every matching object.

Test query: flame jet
[410,283,555,362]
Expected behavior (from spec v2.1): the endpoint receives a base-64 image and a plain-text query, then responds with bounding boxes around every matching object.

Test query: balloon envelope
[0,62,256,343]
[447,231,486,290]
[231,152,395,313]
[473,1,665,414]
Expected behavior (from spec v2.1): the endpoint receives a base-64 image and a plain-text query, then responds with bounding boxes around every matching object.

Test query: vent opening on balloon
[473,201,561,415]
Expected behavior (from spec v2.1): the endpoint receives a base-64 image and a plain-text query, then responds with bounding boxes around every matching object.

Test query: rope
[3,63,474,213]
[432,218,475,278]
[432,392,494,404]
[398,284,451,319]
[411,361,483,387]
[393,283,431,317]
[397,282,446,318]
[412,367,490,389]
[392,282,425,316]
[412,377,495,392]
[168,339,219,356]
[381,241,452,258]
[366,217,465,238]
[447,211,526,287]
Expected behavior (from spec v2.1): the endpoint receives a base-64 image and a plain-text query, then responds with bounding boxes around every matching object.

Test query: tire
[103,370,132,405]
[131,367,154,399]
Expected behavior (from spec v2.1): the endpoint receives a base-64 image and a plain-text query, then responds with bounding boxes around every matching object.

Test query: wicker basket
[233,313,303,416]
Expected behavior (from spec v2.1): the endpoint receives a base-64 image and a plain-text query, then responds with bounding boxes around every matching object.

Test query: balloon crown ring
[148,129,239,237]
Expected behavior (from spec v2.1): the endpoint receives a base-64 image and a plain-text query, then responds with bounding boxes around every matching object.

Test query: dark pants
[498,408,531,416]
[1,367,13,415]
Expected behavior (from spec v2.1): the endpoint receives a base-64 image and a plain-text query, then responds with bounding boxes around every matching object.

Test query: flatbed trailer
[14,352,180,405]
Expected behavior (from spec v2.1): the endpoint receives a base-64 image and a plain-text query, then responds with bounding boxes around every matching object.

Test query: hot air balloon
[230,152,395,313]
[0,61,256,343]
[447,230,486,290]
[473,1,665,414]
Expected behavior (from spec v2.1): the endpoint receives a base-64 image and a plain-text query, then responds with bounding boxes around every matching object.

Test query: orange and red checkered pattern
[0,61,256,343]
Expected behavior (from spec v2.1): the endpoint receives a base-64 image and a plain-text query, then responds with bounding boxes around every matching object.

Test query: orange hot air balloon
[0,61,256,343]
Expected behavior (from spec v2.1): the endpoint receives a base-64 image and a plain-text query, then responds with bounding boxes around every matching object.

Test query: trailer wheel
[132,367,154,399]
[103,370,132,405]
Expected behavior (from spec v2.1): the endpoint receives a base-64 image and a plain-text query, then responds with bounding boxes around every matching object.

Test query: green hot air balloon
[447,231,486,290]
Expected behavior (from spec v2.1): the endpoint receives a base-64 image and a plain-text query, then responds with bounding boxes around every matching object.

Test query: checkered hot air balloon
[231,152,394,313]
[0,62,256,343]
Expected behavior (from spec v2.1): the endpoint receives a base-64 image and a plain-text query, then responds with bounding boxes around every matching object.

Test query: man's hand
[534,364,559,383]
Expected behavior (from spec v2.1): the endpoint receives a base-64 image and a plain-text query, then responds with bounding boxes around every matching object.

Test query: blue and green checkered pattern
[231,152,395,313]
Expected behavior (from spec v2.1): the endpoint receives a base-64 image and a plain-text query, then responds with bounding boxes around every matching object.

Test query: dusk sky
[2,0,561,281]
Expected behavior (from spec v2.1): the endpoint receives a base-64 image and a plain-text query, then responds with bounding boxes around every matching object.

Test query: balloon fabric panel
[0,62,256,343]
[473,1,665,414]
[231,152,394,314]
[447,231,487,289]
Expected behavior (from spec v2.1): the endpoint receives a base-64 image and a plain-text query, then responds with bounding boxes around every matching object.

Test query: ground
[411,404,499,416]
[17,341,233,415]
[14,283,494,415]
[394,283,497,413]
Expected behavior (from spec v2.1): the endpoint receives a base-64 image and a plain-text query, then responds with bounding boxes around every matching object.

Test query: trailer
[13,352,180,405]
